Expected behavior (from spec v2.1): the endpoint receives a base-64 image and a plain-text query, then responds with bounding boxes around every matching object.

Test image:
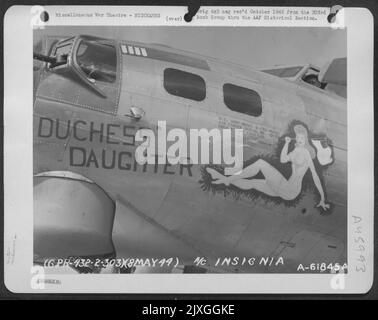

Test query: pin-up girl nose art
[200,121,334,213]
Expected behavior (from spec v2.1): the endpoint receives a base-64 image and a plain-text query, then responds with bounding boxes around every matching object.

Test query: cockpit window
[76,40,117,83]
[262,66,303,78]
[301,67,326,89]
[54,43,72,59]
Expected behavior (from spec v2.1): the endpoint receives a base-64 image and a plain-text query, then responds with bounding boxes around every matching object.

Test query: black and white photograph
[32,25,348,275]
[3,5,374,295]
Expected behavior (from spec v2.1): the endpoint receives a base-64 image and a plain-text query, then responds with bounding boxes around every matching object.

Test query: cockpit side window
[163,68,206,101]
[54,43,72,60]
[223,83,262,117]
[76,40,117,83]
[301,67,326,89]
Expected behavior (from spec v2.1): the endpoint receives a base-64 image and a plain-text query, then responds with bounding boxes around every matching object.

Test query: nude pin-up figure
[206,124,330,210]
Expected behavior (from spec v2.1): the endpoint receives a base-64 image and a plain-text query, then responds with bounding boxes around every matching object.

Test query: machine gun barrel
[33,52,57,64]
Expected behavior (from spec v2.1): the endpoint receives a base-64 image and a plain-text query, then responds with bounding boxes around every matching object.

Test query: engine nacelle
[34,171,115,263]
